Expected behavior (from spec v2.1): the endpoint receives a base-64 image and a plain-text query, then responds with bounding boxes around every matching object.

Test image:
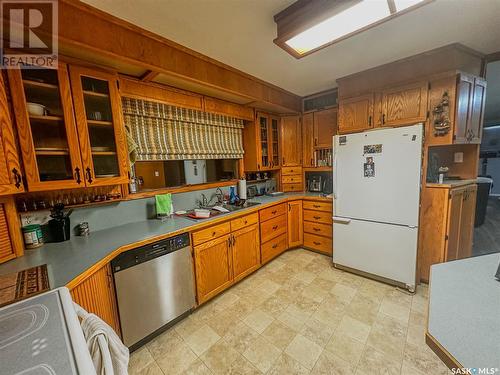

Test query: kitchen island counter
[427,253,500,371]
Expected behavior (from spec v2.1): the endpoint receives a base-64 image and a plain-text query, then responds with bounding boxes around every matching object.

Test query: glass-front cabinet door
[69,67,128,187]
[270,116,280,168]
[7,64,84,191]
[258,113,270,170]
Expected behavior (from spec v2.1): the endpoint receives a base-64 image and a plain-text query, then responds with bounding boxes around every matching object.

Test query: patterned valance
[122,97,245,161]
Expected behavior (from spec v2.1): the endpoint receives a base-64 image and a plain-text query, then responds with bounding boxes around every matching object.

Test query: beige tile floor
[128,248,451,375]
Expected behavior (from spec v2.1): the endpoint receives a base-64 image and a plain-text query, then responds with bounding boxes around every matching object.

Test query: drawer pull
[244,220,248,224]
[314,216,321,220]
[313,227,320,232]
[313,241,321,245]
[212,231,216,236]
[272,244,278,249]
[313,204,320,208]
[272,210,277,215]
[272,225,278,230]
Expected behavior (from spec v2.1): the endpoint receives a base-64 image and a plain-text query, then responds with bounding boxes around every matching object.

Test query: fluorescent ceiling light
[284,0,426,56]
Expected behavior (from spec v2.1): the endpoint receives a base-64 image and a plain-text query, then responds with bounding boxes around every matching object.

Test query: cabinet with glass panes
[7,63,128,191]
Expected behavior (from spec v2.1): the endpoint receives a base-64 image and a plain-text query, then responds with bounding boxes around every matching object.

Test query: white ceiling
[81,0,500,97]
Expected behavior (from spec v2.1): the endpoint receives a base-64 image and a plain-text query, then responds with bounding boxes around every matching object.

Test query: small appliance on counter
[306,172,332,194]
[247,185,258,198]
[49,204,72,242]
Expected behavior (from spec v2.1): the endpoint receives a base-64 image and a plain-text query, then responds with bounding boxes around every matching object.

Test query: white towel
[74,303,129,375]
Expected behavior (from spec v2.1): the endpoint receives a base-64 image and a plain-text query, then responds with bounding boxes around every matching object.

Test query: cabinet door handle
[227,237,232,247]
[85,167,93,184]
[282,158,286,165]
[288,204,291,211]
[74,167,81,184]
[258,164,260,170]
[232,234,236,246]
[314,138,318,146]
[12,168,22,188]
[311,158,313,166]
[382,114,386,124]
[368,115,372,127]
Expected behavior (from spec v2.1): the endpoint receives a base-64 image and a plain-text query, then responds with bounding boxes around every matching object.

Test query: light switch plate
[454,152,464,163]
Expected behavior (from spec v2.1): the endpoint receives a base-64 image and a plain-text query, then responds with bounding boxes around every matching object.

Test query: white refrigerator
[332,124,423,291]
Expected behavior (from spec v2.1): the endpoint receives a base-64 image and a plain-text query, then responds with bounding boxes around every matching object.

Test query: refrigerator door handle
[332,136,338,200]
[332,216,351,224]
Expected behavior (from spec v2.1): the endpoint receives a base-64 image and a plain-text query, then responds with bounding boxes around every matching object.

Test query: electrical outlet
[454,152,464,163]
[154,171,160,177]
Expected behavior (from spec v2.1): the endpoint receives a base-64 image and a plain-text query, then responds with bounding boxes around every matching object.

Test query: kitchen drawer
[282,183,302,192]
[303,209,332,224]
[260,214,287,243]
[192,222,231,246]
[303,200,332,212]
[304,221,332,238]
[282,166,303,176]
[231,212,259,232]
[282,175,302,184]
[259,203,286,222]
[261,233,287,264]
[304,233,332,255]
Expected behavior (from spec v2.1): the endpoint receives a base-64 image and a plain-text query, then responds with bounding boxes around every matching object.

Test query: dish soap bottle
[229,186,237,205]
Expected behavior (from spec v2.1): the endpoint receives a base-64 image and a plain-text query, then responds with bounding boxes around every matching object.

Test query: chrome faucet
[197,193,208,208]
[215,188,224,205]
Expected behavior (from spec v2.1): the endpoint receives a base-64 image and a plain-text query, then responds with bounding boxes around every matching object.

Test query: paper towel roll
[238,179,247,200]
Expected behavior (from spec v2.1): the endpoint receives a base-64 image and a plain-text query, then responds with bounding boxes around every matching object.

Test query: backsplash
[20,178,276,233]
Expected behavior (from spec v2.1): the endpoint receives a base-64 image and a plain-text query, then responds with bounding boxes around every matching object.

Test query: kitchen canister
[22,224,44,249]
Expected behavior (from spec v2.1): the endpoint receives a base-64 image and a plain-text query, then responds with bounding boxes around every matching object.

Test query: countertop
[0,192,331,289]
[426,179,478,189]
[427,253,500,370]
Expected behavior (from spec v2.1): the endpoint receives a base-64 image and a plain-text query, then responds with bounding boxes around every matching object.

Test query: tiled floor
[128,248,451,375]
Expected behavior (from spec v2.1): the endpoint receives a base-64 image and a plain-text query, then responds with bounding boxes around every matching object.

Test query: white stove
[0,288,96,375]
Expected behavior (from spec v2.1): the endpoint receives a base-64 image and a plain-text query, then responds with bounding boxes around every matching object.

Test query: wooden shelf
[35,149,69,156]
[87,119,112,126]
[29,115,64,123]
[23,79,58,90]
[303,166,332,172]
[83,90,109,98]
[92,151,116,156]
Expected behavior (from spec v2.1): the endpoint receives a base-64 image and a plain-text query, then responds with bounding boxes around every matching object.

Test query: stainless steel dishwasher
[111,233,195,350]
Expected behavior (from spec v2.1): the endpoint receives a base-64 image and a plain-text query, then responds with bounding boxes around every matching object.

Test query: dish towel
[74,303,129,375]
[155,193,173,216]
[125,125,138,167]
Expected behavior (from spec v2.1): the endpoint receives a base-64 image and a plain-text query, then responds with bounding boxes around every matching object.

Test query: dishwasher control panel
[111,233,190,272]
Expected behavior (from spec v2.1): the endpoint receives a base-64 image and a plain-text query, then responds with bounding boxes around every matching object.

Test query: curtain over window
[122,97,245,161]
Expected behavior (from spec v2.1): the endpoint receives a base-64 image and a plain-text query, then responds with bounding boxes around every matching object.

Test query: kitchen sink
[179,201,261,221]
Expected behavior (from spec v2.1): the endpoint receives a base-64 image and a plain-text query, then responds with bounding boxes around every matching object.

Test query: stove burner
[0,304,49,350]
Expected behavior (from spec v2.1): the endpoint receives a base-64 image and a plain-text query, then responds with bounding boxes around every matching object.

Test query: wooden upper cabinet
[287,200,303,248]
[8,64,85,191]
[338,94,374,134]
[231,224,260,282]
[379,81,428,127]
[243,112,280,171]
[313,108,338,148]
[69,66,129,187]
[302,113,314,167]
[0,74,24,195]
[454,74,474,144]
[203,97,254,121]
[427,72,486,146]
[468,77,486,144]
[280,115,302,166]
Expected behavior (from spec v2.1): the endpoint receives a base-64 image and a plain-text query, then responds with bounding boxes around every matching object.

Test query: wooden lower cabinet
[418,184,477,282]
[232,224,260,282]
[261,234,287,264]
[0,196,24,264]
[69,264,121,336]
[194,234,233,304]
[302,200,333,255]
[287,201,303,248]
